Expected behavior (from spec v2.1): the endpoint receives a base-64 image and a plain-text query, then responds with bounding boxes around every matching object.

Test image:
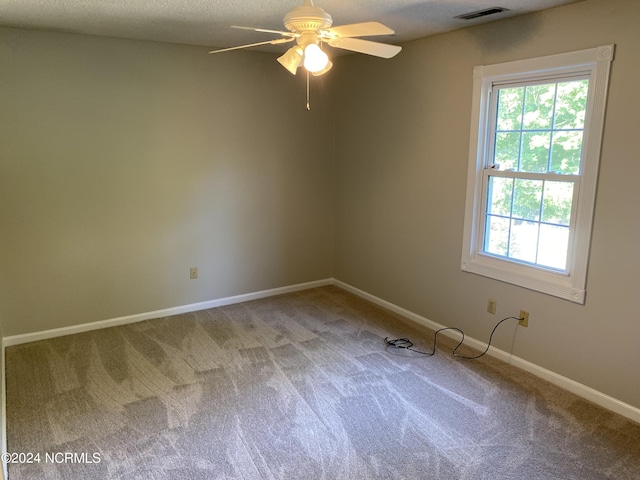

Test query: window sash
[487,76,590,175]
[478,169,581,274]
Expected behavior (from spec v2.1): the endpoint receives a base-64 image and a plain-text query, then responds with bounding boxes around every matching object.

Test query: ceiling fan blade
[322,21,395,38]
[209,37,294,54]
[277,46,303,75]
[327,37,402,58]
[231,25,296,37]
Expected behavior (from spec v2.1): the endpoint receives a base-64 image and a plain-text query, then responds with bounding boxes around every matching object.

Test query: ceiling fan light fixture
[277,46,304,75]
[303,43,329,73]
[311,60,333,76]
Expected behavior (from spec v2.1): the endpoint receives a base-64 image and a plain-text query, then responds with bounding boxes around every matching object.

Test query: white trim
[461,45,614,304]
[2,279,333,347]
[333,279,640,425]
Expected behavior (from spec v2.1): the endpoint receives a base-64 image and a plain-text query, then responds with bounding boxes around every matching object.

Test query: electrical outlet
[519,310,529,327]
[190,267,198,280]
[487,298,497,315]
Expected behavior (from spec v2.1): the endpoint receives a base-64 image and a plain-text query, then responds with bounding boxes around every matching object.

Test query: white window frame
[461,45,614,304]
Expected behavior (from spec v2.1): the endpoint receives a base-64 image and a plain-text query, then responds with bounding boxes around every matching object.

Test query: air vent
[455,7,509,20]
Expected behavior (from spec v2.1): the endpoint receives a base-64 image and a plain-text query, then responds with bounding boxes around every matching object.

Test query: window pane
[541,181,574,225]
[497,87,524,131]
[509,220,538,263]
[554,80,589,129]
[521,132,551,173]
[537,224,569,270]
[495,132,520,171]
[487,176,513,216]
[512,178,543,221]
[550,131,582,174]
[485,215,509,256]
[523,84,555,130]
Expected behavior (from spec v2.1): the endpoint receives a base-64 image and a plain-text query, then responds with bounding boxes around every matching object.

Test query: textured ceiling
[0,0,583,51]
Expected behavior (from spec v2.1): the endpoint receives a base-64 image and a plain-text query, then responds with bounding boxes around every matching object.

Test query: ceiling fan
[209,0,402,79]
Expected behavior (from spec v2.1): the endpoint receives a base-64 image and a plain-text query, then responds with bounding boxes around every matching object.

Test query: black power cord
[384,316,522,360]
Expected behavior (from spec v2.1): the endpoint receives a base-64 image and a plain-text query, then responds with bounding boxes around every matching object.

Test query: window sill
[462,254,585,303]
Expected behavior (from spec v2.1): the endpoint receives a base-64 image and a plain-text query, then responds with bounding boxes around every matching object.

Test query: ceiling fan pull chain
[306,70,311,110]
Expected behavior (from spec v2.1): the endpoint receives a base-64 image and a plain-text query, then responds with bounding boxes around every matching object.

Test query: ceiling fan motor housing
[284,1,333,33]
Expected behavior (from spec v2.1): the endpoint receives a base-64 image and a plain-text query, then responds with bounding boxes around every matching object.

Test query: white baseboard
[1,337,5,480]
[333,279,640,425]
[2,278,333,348]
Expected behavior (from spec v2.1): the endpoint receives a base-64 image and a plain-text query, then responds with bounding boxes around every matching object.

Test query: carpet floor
[5,285,640,479]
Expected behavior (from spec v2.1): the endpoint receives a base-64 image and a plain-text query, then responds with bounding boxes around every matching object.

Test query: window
[461,46,614,303]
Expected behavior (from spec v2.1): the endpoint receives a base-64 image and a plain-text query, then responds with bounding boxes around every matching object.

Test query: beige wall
[332,0,640,409]
[0,28,334,337]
